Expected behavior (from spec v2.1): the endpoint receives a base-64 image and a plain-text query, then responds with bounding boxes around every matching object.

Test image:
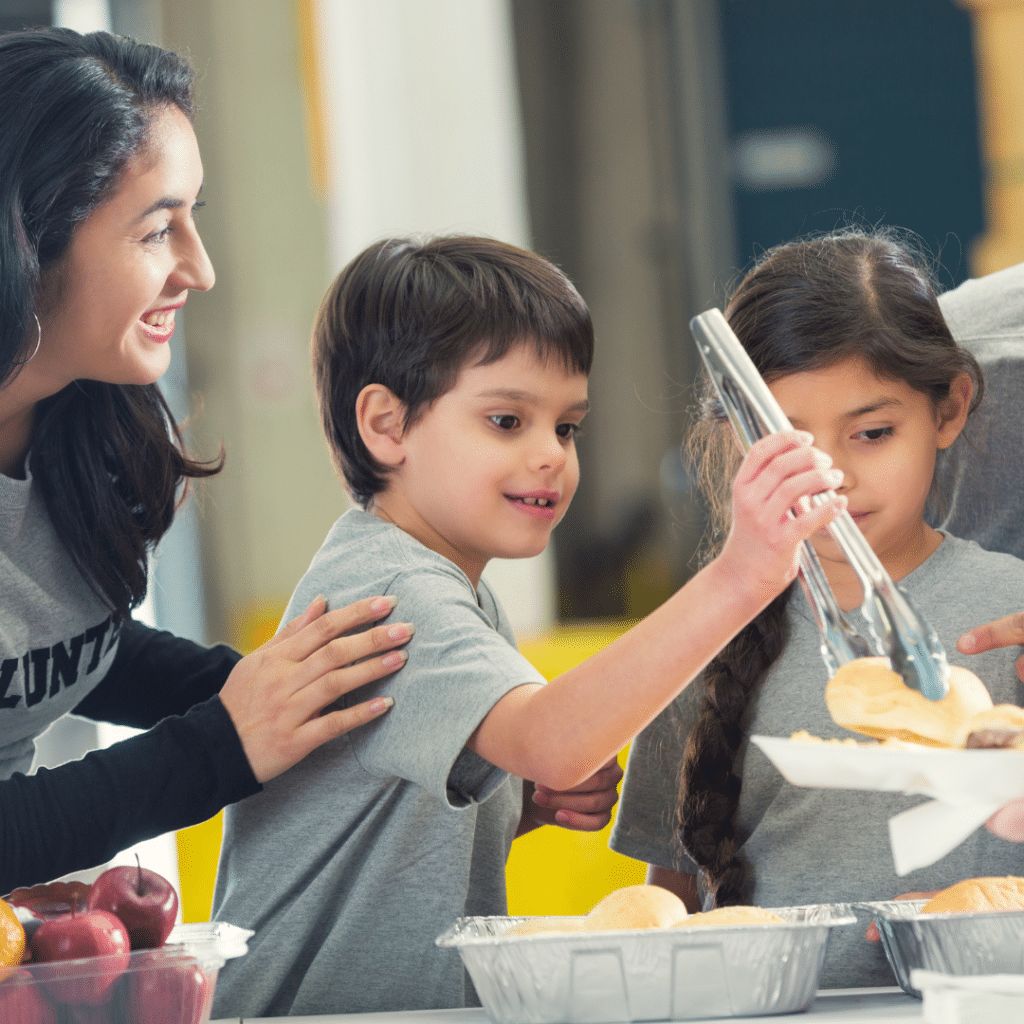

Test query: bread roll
[922,876,1024,914]
[580,885,689,931]
[678,906,784,927]
[825,657,992,747]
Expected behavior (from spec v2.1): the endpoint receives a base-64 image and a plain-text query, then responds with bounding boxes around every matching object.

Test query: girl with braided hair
[610,227,1024,989]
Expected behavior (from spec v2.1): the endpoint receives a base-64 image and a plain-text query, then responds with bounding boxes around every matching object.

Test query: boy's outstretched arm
[516,756,623,836]
[468,431,847,791]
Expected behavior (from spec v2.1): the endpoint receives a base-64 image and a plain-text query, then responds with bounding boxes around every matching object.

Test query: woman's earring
[26,314,42,363]
[9,314,42,376]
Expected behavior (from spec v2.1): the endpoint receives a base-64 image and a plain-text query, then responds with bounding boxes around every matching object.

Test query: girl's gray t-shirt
[610,534,1024,989]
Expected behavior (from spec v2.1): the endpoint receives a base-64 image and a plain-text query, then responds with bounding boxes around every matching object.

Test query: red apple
[0,967,57,1023]
[87,861,178,950]
[67,998,116,1024]
[30,909,130,1006]
[124,950,210,1024]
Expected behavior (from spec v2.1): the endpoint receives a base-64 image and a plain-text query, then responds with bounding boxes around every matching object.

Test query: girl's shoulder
[938,531,1024,572]
[913,532,1024,603]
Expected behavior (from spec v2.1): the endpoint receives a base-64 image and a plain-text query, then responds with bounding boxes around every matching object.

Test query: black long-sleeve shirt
[1,621,260,893]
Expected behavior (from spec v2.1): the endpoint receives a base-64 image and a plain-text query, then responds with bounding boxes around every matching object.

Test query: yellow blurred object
[176,813,224,924]
[175,618,647,922]
[0,899,26,980]
[234,602,287,656]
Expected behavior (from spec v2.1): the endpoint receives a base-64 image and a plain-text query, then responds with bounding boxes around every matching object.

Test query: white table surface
[212,987,925,1024]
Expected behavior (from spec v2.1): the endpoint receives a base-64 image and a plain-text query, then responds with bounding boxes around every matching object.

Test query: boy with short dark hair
[211,235,845,1019]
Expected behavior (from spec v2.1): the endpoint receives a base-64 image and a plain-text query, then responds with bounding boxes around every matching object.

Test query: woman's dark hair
[312,235,594,507]
[677,227,983,908]
[0,27,220,619]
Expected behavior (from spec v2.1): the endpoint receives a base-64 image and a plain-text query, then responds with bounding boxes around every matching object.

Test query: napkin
[888,800,1001,876]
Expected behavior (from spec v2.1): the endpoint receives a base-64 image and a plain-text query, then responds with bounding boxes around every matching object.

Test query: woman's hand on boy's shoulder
[220,594,411,782]
[516,757,623,836]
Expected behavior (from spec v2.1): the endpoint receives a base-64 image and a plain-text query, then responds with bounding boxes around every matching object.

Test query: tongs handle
[689,308,949,700]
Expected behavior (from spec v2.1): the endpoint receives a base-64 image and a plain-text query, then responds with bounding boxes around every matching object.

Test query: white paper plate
[752,735,1024,807]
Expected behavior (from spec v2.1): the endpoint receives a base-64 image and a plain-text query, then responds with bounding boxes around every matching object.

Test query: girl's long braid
[678,590,791,907]
[674,403,795,908]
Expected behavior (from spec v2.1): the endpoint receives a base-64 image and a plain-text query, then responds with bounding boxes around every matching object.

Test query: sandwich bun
[581,885,689,931]
[678,906,784,927]
[824,657,992,747]
[922,876,1024,914]
[955,704,1024,750]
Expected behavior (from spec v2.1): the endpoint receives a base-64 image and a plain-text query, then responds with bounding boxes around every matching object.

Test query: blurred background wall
[5,0,1019,918]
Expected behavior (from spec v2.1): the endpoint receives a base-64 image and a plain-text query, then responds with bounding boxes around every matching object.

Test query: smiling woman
[0,27,413,893]
[38,102,214,389]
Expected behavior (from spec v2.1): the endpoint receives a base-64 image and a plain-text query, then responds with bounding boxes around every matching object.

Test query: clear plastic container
[0,921,250,1024]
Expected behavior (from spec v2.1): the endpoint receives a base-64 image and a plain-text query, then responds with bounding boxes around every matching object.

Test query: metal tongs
[689,308,950,700]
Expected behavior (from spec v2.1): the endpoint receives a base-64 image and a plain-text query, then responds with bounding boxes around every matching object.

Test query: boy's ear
[936,372,974,450]
[356,384,407,467]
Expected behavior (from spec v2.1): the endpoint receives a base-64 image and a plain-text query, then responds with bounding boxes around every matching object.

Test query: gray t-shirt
[211,509,545,1019]
[932,262,1024,559]
[610,534,1024,989]
[0,465,120,779]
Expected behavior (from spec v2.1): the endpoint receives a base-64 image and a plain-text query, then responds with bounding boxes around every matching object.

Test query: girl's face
[33,103,214,391]
[768,355,970,584]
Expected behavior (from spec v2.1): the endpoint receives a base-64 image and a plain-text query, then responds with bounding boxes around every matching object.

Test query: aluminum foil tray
[859,899,1024,998]
[436,904,856,1023]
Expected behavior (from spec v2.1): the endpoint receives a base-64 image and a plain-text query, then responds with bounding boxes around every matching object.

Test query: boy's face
[377,344,589,586]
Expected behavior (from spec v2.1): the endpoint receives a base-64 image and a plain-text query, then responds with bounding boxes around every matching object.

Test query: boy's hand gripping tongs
[689,308,950,700]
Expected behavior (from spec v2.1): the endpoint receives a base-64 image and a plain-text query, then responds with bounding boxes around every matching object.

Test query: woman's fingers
[218,595,411,783]
[302,620,415,690]
[289,641,412,725]
[276,595,400,664]
[290,694,396,761]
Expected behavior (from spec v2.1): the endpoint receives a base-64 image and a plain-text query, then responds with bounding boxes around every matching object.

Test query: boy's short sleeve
[347,564,543,804]
[290,513,546,808]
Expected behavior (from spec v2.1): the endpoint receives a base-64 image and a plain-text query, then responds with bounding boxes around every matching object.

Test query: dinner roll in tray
[502,885,784,938]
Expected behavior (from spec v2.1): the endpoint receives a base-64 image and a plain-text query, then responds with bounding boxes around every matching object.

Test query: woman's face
[34,103,214,389]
